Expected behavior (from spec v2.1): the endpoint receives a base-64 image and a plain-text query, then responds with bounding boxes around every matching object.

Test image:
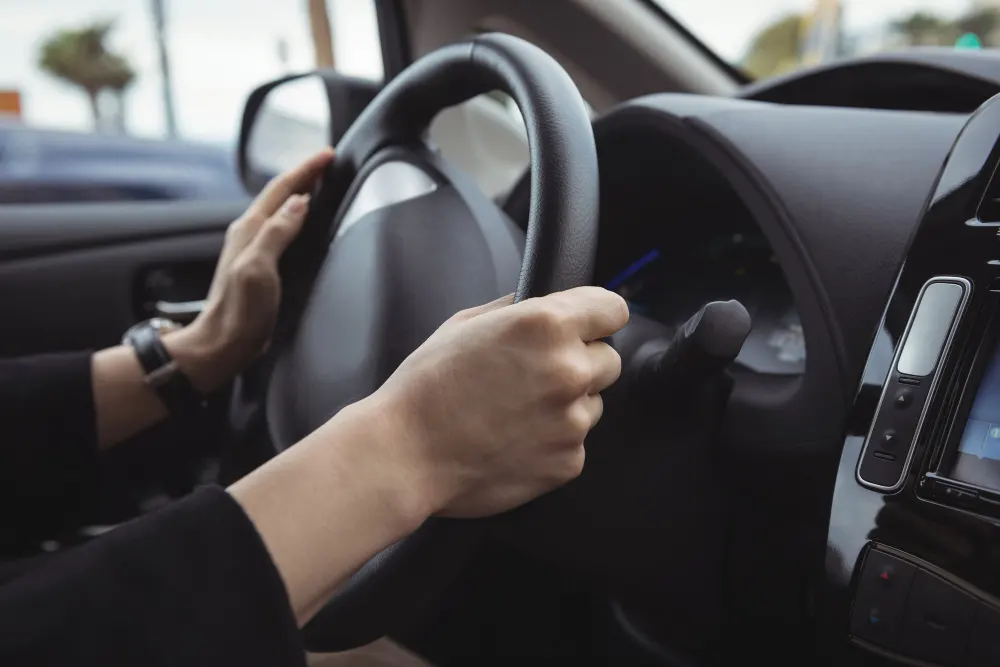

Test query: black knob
[633,300,752,395]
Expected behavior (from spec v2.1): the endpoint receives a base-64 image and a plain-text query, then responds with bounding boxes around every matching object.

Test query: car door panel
[0,200,246,357]
[0,201,246,260]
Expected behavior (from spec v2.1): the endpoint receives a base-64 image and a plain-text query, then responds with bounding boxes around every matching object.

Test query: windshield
[656,0,992,80]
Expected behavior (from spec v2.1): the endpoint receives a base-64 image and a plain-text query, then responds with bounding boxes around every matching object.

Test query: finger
[455,293,515,321]
[580,393,604,430]
[249,148,334,220]
[557,286,630,341]
[251,193,311,260]
[585,340,622,393]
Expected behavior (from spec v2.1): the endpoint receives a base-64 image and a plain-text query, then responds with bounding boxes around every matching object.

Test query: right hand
[228,285,628,624]
[368,286,629,519]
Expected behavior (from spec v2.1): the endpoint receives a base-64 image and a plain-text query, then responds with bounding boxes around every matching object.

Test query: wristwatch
[122,318,208,415]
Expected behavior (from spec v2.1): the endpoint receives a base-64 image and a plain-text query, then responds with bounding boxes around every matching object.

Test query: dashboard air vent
[979,169,1000,222]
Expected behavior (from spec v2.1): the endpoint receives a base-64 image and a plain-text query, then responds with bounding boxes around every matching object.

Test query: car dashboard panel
[600,230,803,376]
[503,91,970,661]
[579,94,969,661]
[822,94,1000,667]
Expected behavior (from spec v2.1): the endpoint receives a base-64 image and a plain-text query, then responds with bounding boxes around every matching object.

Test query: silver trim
[897,282,966,377]
[154,299,206,323]
[857,276,972,493]
[336,161,438,239]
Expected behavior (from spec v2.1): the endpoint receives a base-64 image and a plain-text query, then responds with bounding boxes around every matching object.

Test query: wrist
[315,397,440,535]
[161,323,235,394]
[227,394,436,623]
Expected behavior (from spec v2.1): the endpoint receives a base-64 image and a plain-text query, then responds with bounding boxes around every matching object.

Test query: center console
[824,96,1000,667]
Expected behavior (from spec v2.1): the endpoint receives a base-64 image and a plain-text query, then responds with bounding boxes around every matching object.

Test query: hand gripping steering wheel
[256,33,598,650]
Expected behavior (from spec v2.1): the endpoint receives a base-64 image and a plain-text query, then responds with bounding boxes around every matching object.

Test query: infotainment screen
[952,341,1000,489]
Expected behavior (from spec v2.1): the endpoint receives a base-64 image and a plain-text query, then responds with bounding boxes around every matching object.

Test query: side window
[429,91,596,202]
[0,0,383,205]
[429,93,529,201]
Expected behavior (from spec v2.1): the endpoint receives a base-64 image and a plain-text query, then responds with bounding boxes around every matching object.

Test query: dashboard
[551,88,972,666]
[584,115,806,378]
[602,230,803,375]
[501,73,986,664]
[493,48,1000,666]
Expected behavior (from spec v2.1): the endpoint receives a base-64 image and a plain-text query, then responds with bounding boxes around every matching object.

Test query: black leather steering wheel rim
[263,33,599,650]
[319,33,598,301]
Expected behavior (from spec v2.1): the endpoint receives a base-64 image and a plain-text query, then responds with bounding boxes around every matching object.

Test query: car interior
[8,0,1000,665]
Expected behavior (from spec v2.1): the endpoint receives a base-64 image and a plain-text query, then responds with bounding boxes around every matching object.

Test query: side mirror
[237,72,380,194]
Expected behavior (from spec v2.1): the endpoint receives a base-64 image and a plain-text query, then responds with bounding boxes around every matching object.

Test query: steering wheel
[254,33,598,649]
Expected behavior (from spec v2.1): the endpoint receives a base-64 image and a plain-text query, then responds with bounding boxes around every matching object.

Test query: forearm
[90,152,333,450]
[91,327,228,449]
[0,486,307,666]
[228,397,435,625]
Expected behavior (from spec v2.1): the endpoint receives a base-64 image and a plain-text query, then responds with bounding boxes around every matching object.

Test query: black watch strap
[126,323,207,415]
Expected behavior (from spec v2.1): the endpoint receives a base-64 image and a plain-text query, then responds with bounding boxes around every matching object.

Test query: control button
[894,388,914,409]
[850,551,917,650]
[896,280,965,377]
[858,367,934,490]
[899,571,975,666]
[940,486,978,506]
[967,605,1000,667]
[859,450,907,489]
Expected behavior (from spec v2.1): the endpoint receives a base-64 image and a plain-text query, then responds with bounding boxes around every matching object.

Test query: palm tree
[38,21,135,132]
[891,12,954,46]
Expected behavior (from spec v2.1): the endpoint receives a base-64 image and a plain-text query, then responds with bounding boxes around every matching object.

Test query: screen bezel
[931,292,1000,491]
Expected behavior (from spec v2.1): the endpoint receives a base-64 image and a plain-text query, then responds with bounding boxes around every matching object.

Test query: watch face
[121,318,181,345]
[148,317,182,335]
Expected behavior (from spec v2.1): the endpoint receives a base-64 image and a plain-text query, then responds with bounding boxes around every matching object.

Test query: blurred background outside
[1,0,999,203]
[0,0,381,203]
[660,0,1000,78]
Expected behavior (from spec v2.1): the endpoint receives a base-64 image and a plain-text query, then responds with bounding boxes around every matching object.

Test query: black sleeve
[0,485,305,667]
[0,352,100,549]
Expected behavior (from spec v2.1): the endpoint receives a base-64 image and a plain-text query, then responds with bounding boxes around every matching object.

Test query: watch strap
[126,323,207,415]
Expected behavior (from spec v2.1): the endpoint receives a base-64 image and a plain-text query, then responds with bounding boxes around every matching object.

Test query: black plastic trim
[0,200,246,261]
[374,0,412,80]
[856,277,971,493]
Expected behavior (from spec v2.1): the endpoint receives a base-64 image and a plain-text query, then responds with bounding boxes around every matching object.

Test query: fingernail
[285,194,309,215]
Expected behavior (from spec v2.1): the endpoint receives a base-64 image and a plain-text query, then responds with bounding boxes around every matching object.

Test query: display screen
[952,342,1000,489]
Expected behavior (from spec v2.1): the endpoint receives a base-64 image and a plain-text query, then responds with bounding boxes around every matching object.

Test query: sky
[0,0,987,147]
[0,0,382,146]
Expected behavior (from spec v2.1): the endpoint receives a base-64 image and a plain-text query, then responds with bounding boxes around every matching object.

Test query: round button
[880,429,898,448]
[893,389,913,409]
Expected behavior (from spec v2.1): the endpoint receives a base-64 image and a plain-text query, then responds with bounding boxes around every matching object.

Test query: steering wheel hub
[267,151,526,445]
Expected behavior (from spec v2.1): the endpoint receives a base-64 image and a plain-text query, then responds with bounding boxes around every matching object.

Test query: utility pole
[308,0,335,69]
[151,0,178,139]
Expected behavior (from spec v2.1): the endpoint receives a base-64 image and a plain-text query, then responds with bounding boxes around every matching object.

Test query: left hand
[164,149,335,392]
